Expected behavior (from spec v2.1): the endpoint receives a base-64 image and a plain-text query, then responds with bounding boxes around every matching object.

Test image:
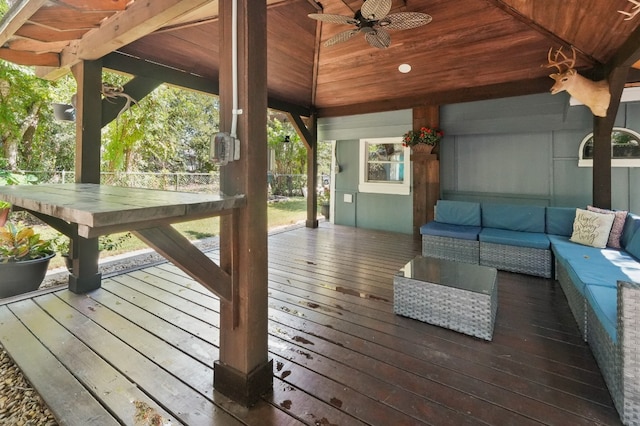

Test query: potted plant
[0,201,10,227]
[402,126,444,153]
[0,221,55,298]
[318,185,330,219]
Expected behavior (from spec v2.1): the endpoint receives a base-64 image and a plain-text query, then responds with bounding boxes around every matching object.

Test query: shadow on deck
[0,223,621,425]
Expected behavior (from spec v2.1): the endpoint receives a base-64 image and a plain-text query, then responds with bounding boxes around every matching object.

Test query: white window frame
[578,127,640,167]
[358,137,411,195]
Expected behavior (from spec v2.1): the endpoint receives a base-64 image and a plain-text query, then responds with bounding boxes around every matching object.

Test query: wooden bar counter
[0,183,245,299]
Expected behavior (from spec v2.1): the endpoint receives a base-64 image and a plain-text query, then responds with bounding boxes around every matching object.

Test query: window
[359,137,411,194]
[578,127,640,167]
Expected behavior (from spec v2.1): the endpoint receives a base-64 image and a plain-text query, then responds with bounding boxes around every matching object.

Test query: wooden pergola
[2,0,640,406]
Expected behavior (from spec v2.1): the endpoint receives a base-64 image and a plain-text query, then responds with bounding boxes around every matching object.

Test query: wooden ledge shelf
[0,183,245,301]
[0,183,245,238]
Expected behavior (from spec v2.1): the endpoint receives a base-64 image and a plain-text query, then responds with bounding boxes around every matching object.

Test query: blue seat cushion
[585,284,617,342]
[479,228,550,250]
[482,203,546,233]
[435,200,481,227]
[546,207,576,237]
[420,221,481,241]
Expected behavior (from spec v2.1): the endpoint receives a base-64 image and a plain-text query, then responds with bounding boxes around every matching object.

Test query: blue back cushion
[435,200,481,227]
[621,213,640,249]
[626,228,640,261]
[481,203,546,232]
[546,207,577,236]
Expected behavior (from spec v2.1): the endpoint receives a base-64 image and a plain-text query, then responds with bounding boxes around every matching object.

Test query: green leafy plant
[0,222,54,263]
[317,185,330,205]
[0,200,10,209]
[402,126,444,147]
[55,232,133,256]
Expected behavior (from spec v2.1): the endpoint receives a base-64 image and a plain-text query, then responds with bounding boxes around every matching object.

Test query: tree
[0,60,57,171]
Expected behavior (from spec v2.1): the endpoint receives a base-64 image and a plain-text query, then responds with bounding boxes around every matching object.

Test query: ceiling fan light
[398,63,412,73]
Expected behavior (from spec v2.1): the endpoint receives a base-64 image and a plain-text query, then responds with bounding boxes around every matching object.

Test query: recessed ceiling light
[398,63,412,73]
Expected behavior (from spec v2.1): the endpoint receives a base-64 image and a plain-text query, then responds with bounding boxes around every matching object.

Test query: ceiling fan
[308,0,432,49]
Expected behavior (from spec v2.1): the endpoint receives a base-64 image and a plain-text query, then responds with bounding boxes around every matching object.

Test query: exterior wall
[319,93,640,233]
[319,110,414,234]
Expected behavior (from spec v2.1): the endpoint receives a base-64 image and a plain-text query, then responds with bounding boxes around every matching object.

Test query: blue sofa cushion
[626,228,640,261]
[482,203,546,233]
[435,200,481,227]
[621,213,640,249]
[585,284,617,342]
[479,228,550,250]
[546,207,576,237]
[420,221,481,241]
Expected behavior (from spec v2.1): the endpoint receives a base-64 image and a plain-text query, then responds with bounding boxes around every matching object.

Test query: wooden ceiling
[2,0,640,117]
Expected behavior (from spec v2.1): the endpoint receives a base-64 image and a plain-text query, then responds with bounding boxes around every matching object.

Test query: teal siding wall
[319,110,414,234]
[319,93,640,234]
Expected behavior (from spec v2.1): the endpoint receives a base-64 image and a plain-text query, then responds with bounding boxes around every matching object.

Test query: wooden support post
[287,112,318,228]
[215,0,272,406]
[69,60,102,293]
[412,106,440,237]
[593,66,628,209]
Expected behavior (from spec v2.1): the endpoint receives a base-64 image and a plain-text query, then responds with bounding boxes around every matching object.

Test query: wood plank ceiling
[1,0,640,117]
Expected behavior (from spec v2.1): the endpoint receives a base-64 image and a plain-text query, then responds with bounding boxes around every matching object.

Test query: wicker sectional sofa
[420,200,640,425]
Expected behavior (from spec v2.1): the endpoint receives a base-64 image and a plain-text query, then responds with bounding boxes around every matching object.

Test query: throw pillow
[587,205,628,249]
[570,208,616,248]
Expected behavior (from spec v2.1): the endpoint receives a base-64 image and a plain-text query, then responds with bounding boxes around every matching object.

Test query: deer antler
[546,46,576,73]
[101,83,138,118]
[619,0,640,20]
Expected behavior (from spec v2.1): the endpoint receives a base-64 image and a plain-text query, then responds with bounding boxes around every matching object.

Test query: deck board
[0,223,622,425]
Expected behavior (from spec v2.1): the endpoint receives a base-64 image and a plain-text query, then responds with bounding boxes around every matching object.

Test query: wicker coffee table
[394,256,498,341]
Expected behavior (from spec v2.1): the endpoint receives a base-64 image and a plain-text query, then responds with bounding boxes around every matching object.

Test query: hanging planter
[402,126,444,155]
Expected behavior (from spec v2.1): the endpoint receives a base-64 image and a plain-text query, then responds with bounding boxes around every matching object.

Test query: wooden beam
[592,66,629,209]
[483,0,598,65]
[133,226,232,301]
[215,0,272,407]
[60,0,213,69]
[101,76,162,126]
[103,52,218,94]
[315,77,553,118]
[286,113,313,149]
[0,48,59,67]
[0,0,48,47]
[69,59,103,294]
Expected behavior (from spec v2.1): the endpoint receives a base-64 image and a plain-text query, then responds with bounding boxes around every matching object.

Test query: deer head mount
[546,46,611,117]
[619,0,640,20]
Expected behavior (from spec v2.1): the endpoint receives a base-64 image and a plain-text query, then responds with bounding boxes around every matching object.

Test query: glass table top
[397,256,497,295]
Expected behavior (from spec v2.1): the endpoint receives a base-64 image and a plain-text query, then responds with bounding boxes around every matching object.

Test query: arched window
[578,127,640,167]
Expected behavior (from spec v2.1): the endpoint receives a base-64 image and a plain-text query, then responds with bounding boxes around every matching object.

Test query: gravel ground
[0,236,221,426]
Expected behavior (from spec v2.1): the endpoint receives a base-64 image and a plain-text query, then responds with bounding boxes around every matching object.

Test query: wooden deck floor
[0,224,622,425]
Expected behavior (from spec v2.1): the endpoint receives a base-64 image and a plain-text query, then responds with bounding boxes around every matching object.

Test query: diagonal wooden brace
[133,225,232,301]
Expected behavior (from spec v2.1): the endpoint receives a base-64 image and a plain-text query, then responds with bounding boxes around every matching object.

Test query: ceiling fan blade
[324,29,360,47]
[361,0,392,21]
[308,13,358,25]
[380,12,432,30]
[365,28,391,49]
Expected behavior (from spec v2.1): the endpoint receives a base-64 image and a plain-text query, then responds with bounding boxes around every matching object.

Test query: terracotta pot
[0,207,9,227]
[0,253,55,298]
[411,143,435,154]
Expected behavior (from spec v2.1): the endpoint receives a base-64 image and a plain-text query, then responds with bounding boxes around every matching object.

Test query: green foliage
[0,169,38,185]
[0,61,55,170]
[0,222,54,262]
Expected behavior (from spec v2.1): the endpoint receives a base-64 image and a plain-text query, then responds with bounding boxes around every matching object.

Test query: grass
[38,197,315,270]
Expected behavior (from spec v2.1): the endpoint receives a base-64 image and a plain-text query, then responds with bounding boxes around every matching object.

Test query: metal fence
[19,171,319,196]
[26,171,221,194]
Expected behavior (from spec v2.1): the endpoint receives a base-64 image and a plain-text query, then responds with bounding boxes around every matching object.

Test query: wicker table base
[394,256,498,341]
